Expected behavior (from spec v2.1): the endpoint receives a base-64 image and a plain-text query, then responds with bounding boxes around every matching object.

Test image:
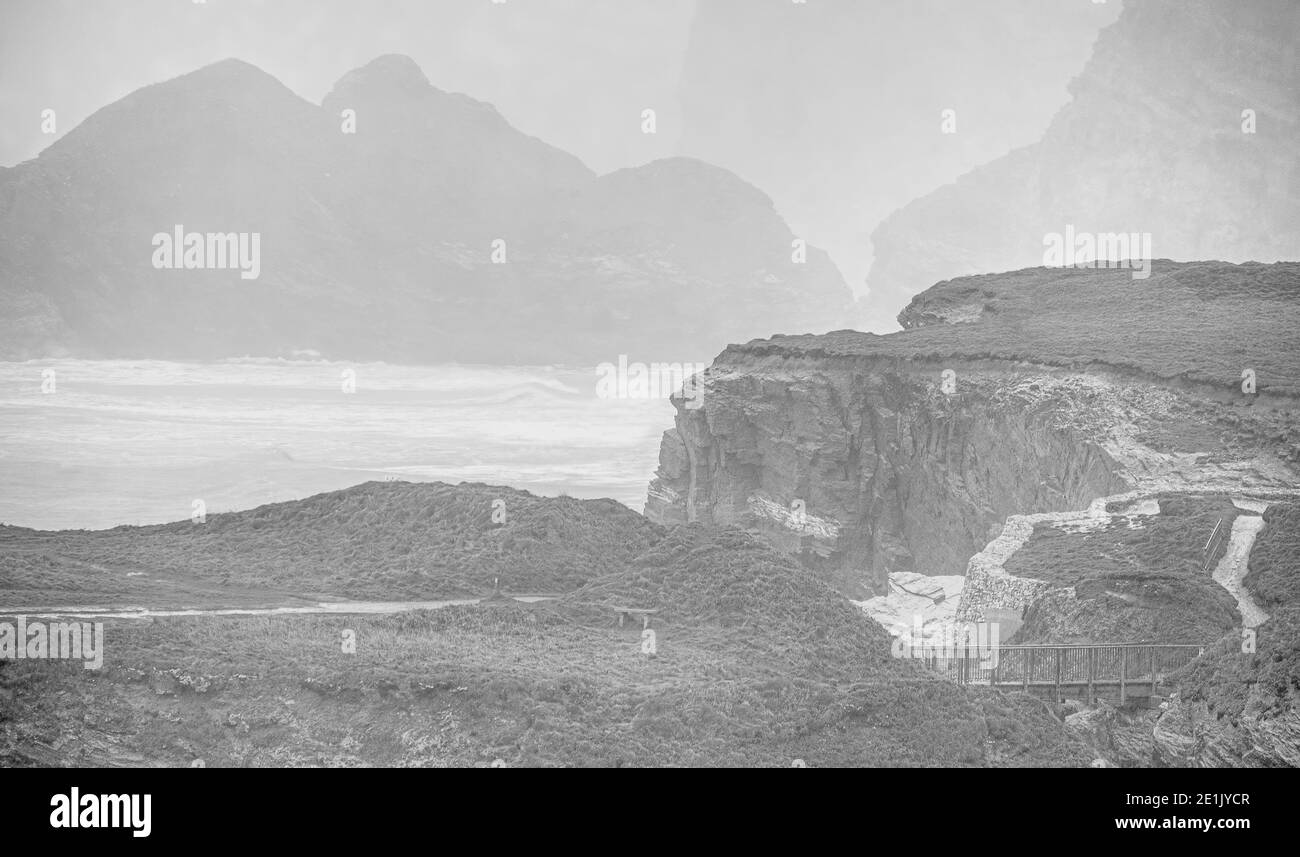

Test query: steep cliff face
[867,0,1300,316]
[646,262,1300,598]
[647,358,1126,597]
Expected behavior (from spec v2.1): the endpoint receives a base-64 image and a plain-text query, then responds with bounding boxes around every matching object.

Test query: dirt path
[5,595,557,620]
[1211,510,1269,628]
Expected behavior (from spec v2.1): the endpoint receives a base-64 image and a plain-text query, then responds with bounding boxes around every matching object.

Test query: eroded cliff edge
[645,261,1300,599]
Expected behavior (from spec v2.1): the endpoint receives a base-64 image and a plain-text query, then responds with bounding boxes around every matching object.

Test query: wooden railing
[911,643,1205,703]
[1202,517,1228,574]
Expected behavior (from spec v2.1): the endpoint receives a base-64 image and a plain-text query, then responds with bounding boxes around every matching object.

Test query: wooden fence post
[1054,648,1062,703]
[1119,648,1127,705]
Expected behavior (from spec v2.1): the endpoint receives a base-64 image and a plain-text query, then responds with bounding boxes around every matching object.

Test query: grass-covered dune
[0,481,664,606]
[0,526,1091,767]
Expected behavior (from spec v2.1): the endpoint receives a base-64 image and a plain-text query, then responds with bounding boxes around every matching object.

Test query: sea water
[0,358,678,530]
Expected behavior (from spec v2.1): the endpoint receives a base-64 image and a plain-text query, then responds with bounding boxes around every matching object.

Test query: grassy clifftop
[736,261,1300,395]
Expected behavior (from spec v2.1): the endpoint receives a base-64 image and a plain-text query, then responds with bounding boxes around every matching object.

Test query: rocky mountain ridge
[0,56,852,364]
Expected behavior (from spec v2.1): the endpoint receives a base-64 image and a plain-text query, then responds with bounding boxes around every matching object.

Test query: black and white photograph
[0,0,1298,820]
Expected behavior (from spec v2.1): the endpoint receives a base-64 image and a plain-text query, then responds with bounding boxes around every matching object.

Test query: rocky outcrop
[645,263,1300,598]
[868,0,1300,316]
[1065,703,1162,768]
[1153,692,1300,768]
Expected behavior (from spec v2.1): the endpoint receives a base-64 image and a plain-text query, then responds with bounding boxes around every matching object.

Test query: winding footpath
[1212,502,1270,629]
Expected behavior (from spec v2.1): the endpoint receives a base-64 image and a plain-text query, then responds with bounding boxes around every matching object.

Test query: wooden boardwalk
[913,643,1204,704]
